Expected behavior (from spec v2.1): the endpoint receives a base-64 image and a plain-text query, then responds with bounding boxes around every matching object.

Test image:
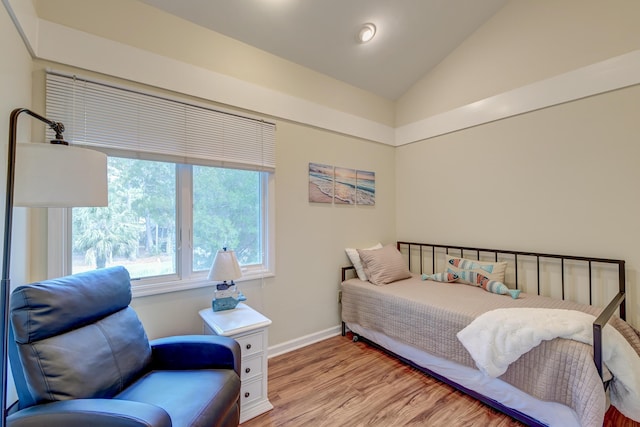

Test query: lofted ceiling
[139,0,508,100]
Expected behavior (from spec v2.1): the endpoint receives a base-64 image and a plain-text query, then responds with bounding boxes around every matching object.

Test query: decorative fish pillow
[447,268,520,299]
[446,255,507,283]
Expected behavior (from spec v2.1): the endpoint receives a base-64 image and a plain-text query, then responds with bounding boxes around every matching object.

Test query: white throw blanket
[457,308,640,421]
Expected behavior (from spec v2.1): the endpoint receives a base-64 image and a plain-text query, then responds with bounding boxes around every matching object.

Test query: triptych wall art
[308,162,375,206]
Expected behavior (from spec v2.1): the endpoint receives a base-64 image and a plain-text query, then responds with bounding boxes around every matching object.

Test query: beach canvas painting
[356,170,375,205]
[334,167,356,204]
[309,163,334,203]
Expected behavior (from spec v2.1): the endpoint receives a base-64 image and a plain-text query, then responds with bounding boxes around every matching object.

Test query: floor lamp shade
[14,143,107,207]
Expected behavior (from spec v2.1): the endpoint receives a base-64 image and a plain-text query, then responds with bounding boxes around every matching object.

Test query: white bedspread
[457,308,640,421]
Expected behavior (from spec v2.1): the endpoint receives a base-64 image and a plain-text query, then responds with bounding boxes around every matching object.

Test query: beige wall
[396,0,640,126]
[395,0,640,328]
[265,121,396,344]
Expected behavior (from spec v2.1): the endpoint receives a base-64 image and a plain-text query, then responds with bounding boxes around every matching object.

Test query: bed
[340,241,640,427]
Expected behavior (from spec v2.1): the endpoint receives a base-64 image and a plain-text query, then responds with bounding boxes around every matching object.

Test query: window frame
[44,71,276,297]
[48,153,275,298]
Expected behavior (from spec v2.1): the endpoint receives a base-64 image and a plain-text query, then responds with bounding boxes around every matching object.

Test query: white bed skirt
[346,322,582,427]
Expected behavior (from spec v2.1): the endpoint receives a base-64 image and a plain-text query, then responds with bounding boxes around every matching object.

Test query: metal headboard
[397,241,626,315]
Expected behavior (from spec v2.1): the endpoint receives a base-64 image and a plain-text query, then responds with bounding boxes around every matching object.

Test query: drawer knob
[245,392,250,398]
[245,368,251,374]
[246,343,252,350]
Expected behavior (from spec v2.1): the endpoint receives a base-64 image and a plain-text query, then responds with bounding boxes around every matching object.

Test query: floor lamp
[1,108,108,426]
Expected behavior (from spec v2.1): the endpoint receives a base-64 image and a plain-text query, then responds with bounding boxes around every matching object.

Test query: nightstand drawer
[241,378,264,407]
[241,354,263,380]
[237,332,264,357]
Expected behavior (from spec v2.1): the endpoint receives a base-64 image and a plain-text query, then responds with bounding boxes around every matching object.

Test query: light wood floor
[243,333,523,426]
[242,333,638,427]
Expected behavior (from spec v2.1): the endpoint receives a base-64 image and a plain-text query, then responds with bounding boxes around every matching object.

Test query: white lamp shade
[208,249,242,281]
[14,143,108,207]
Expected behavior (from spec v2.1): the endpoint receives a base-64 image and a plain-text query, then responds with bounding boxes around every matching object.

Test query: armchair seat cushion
[115,370,240,427]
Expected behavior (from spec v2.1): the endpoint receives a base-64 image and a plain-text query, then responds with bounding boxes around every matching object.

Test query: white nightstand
[199,303,273,423]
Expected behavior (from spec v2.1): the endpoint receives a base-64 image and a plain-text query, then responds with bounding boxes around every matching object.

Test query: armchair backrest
[9,266,152,409]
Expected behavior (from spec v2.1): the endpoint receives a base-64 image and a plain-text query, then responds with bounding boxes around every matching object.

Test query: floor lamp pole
[1,108,67,427]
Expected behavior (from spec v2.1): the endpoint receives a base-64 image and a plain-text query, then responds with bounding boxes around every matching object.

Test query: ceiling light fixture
[358,23,376,43]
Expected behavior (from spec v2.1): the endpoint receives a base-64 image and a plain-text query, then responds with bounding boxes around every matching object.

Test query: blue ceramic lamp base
[212,282,247,311]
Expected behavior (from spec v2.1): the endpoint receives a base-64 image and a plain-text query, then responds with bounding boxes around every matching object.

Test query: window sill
[131,271,274,298]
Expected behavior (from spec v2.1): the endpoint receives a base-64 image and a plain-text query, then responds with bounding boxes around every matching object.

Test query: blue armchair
[7,266,241,427]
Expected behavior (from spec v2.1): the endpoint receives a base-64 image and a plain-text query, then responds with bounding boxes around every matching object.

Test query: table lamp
[208,248,246,311]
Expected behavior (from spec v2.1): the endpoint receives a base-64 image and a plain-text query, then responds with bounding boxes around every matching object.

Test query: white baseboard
[267,325,342,358]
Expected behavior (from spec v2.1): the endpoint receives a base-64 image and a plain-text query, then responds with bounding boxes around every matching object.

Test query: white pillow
[345,243,382,280]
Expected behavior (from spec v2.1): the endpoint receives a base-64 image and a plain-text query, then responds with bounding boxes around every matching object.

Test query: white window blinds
[45,72,276,171]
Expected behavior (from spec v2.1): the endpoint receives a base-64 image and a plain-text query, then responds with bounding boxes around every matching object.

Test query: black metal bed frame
[340,241,627,427]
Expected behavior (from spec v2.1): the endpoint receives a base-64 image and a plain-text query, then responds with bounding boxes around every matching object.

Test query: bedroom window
[70,158,269,288]
[72,157,177,278]
[45,72,275,296]
[192,166,264,272]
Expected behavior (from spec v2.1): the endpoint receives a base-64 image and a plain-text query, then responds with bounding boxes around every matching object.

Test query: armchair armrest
[7,399,171,427]
[150,335,241,376]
